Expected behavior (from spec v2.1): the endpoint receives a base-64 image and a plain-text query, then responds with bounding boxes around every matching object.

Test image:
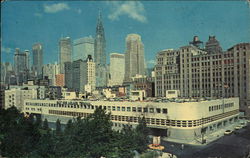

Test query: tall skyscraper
[94,11,107,87]
[59,37,72,74]
[73,36,94,62]
[14,48,29,84]
[124,34,146,82]
[109,53,125,86]
[32,43,43,77]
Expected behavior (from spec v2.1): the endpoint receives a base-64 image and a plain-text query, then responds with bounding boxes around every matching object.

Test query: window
[156,108,161,113]
[138,107,142,112]
[163,109,168,114]
[132,107,136,112]
[150,108,154,113]
[143,108,148,113]
[127,107,131,112]
[117,106,120,111]
[112,106,116,111]
[122,107,125,111]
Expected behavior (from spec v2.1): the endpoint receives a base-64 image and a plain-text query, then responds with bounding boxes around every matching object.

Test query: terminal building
[24,97,239,141]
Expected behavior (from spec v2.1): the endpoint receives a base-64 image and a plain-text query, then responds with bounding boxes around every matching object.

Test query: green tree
[43,118,49,130]
[135,117,149,153]
[55,119,62,135]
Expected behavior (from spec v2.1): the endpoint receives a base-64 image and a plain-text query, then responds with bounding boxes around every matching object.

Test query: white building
[24,97,240,142]
[130,90,146,101]
[42,62,60,86]
[83,55,96,92]
[109,53,125,86]
[124,34,146,82]
[10,84,45,99]
[5,88,37,111]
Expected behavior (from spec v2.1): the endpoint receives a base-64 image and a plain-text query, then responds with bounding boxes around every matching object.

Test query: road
[161,124,250,158]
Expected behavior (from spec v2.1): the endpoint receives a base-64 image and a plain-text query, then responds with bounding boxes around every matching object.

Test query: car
[224,130,233,135]
[235,125,242,130]
[240,123,247,128]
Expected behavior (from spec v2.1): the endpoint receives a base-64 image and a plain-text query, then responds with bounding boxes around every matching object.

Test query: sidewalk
[162,122,243,146]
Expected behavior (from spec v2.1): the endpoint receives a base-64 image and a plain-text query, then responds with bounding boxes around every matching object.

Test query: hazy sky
[1,1,250,67]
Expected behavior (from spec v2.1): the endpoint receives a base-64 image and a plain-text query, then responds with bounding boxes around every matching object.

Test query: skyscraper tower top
[126,34,142,41]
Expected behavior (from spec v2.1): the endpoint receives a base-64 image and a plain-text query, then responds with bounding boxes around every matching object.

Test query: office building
[55,74,65,87]
[109,53,125,86]
[155,36,250,116]
[94,11,107,87]
[132,75,155,97]
[64,62,73,90]
[73,36,94,62]
[83,55,96,92]
[59,37,72,74]
[124,34,146,82]
[24,97,239,142]
[32,43,43,77]
[42,62,60,86]
[14,48,29,84]
[64,56,96,93]
[5,88,37,111]
[72,60,85,92]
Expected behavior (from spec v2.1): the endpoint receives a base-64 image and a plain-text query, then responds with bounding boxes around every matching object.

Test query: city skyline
[2,1,250,68]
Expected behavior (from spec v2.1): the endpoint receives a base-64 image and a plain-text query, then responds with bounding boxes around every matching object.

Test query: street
[161,124,250,158]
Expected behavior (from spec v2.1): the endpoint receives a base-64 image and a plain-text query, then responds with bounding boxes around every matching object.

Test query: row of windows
[25,102,168,114]
[47,109,238,128]
[209,103,234,112]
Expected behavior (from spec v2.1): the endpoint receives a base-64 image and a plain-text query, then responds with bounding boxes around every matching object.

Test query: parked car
[224,130,233,135]
[240,123,247,128]
[235,125,242,130]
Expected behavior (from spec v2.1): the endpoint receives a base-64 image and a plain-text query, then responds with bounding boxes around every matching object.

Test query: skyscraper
[109,53,125,86]
[14,48,29,84]
[73,36,94,62]
[32,43,43,77]
[59,37,72,74]
[42,62,60,86]
[94,11,107,87]
[64,56,95,93]
[124,34,146,82]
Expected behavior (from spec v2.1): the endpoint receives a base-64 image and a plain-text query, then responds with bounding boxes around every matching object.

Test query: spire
[97,9,102,26]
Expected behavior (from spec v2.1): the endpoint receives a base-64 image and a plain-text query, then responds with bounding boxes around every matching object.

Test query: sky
[1,1,250,68]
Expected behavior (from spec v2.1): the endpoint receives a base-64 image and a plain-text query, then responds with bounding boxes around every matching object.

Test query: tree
[43,118,49,130]
[135,117,149,153]
[55,119,62,135]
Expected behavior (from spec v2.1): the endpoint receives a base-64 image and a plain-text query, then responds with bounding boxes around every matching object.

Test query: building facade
[132,75,155,97]
[155,36,250,117]
[124,34,146,82]
[94,11,107,87]
[109,53,125,86]
[55,74,65,87]
[14,48,29,85]
[5,88,37,111]
[24,98,239,141]
[73,36,94,62]
[83,55,96,92]
[32,43,43,78]
[59,37,72,74]
[42,62,60,86]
